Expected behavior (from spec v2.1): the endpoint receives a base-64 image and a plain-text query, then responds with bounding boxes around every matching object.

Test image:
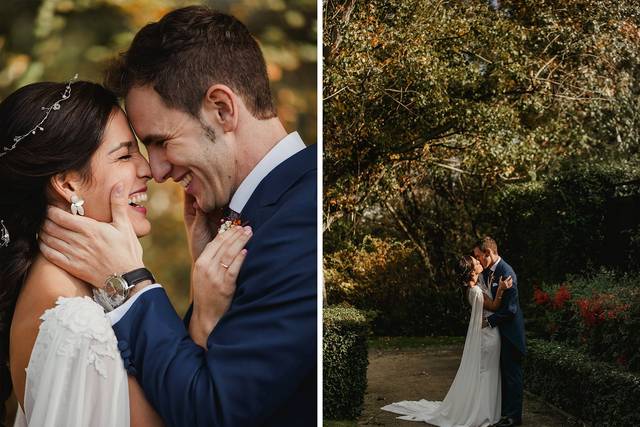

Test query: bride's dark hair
[457,255,476,306]
[0,81,119,419]
[457,255,476,287]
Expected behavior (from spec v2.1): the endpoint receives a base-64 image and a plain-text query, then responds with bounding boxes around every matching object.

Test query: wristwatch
[93,268,155,312]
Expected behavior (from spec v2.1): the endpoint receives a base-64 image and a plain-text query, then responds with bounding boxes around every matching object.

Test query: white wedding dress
[13,296,130,427]
[382,284,501,427]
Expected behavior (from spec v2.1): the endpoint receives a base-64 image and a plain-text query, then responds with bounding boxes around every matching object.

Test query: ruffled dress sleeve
[16,296,129,427]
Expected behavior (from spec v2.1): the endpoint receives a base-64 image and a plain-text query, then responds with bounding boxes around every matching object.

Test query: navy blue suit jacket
[113,144,317,427]
[486,258,526,355]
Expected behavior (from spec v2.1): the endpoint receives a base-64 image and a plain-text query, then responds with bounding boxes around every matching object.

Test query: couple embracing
[1,6,316,427]
[383,237,526,427]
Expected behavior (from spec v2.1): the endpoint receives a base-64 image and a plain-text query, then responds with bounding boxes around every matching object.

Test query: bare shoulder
[17,256,92,320]
[10,256,93,407]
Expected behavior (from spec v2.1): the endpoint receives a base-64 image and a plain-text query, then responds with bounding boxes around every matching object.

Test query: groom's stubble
[199,118,217,145]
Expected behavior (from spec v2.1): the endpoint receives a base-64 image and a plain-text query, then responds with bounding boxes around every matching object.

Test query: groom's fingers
[46,205,96,233]
[41,219,74,246]
[109,182,132,229]
[39,239,72,269]
[39,229,74,255]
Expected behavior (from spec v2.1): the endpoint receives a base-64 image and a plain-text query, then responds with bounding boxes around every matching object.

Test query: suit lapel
[489,270,496,298]
[184,144,316,327]
[241,143,317,230]
[489,260,503,298]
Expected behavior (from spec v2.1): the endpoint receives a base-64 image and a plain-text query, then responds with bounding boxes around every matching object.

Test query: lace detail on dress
[16,296,130,427]
[28,296,120,381]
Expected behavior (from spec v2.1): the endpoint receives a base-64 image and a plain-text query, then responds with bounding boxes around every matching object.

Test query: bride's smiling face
[53,108,152,237]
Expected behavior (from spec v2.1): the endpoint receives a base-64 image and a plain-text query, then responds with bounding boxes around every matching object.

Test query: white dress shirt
[229,131,306,214]
[489,256,501,273]
[106,132,306,325]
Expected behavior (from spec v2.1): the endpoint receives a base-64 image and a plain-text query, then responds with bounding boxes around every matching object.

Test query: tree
[323,0,640,326]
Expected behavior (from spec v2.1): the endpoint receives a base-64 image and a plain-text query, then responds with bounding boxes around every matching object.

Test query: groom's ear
[49,172,82,203]
[202,84,238,133]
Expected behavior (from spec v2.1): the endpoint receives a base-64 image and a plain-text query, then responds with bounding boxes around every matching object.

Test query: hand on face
[184,191,224,262]
[40,183,145,288]
[189,224,252,348]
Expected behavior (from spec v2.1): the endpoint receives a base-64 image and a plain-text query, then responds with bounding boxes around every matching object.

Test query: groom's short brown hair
[105,6,276,120]
[480,236,498,254]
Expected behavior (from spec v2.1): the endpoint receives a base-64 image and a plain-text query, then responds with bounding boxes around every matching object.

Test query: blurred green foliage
[0,0,316,316]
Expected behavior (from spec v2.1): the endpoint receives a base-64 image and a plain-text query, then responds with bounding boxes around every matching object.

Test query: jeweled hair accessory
[0,220,9,248]
[0,73,79,158]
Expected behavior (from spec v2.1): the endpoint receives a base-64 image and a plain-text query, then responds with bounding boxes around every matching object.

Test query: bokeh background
[1,0,315,422]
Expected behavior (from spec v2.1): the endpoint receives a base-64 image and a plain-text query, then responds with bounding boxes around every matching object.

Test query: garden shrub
[494,160,640,304]
[324,237,469,337]
[526,339,640,426]
[323,306,370,420]
[527,270,640,372]
[324,161,639,339]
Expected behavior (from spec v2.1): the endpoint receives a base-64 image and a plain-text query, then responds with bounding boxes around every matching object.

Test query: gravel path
[359,344,578,426]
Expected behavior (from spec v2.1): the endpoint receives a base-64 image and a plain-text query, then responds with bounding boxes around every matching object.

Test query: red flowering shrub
[552,285,571,309]
[533,287,550,305]
[527,271,640,373]
[576,296,606,327]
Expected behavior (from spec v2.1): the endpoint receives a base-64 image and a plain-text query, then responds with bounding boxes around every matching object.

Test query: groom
[474,237,526,427]
[40,6,316,427]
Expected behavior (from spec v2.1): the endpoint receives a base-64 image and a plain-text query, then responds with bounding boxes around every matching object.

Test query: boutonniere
[218,217,243,234]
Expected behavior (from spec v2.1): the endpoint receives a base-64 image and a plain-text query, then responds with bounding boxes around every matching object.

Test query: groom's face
[473,247,489,269]
[124,86,236,212]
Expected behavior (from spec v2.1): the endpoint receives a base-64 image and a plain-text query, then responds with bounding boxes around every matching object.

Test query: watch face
[104,275,127,298]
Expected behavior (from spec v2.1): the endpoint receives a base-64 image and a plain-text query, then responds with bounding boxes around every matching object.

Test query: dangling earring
[1,219,9,247]
[70,194,85,216]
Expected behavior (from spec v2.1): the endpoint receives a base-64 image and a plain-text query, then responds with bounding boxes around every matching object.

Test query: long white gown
[381,284,501,427]
[13,296,130,427]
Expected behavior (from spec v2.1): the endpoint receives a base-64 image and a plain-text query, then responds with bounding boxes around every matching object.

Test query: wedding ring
[220,262,230,269]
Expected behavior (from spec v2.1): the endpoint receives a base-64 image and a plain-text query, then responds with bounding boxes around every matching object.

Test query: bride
[0,79,246,426]
[382,255,511,427]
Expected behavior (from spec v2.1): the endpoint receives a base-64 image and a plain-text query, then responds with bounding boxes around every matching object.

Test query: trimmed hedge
[525,339,640,426]
[323,306,370,420]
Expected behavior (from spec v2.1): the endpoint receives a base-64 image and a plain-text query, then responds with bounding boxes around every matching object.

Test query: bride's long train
[381,285,501,427]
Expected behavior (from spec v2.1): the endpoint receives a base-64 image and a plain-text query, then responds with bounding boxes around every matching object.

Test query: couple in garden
[383,237,526,427]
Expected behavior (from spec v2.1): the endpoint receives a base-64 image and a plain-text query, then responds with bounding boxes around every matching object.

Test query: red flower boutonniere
[218,217,244,234]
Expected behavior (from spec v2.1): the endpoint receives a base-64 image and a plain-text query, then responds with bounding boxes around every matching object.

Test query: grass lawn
[323,420,358,427]
[369,335,464,350]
